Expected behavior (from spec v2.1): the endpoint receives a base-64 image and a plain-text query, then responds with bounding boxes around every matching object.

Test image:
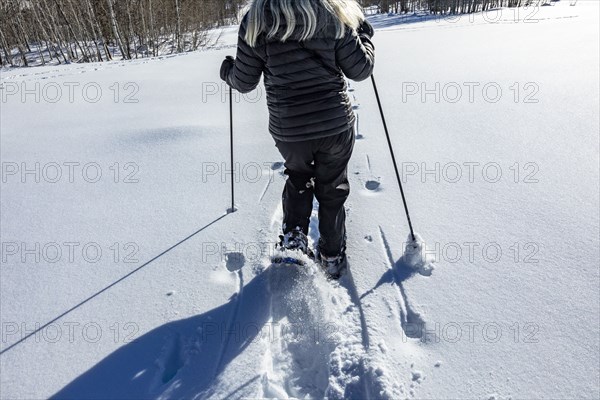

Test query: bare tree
[107,0,128,59]
[175,0,182,52]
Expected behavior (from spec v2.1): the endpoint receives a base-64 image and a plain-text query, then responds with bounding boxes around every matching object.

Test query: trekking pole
[371,74,415,241]
[228,84,236,213]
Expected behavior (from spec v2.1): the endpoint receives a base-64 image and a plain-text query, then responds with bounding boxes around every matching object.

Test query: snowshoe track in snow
[259,259,372,399]
[353,154,382,194]
[258,162,285,203]
[157,334,185,385]
[378,227,426,340]
[256,200,373,399]
[213,266,245,376]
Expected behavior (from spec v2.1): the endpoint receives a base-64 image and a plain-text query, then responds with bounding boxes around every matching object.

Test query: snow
[402,233,435,275]
[1,2,599,399]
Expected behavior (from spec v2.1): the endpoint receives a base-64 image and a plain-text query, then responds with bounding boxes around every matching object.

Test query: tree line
[368,0,540,14]
[1,0,543,68]
[0,0,245,67]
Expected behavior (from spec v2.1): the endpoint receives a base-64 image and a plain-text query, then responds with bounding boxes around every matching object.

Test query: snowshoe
[277,229,315,258]
[270,253,307,266]
[271,229,315,266]
[318,251,348,280]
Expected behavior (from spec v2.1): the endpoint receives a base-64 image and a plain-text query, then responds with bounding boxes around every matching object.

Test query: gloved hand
[220,56,235,82]
[357,19,374,39]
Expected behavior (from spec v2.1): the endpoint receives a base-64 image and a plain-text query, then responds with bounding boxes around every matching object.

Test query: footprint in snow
[271,161,284,170]
[225,252,245,272]
[365,180,381,191]
[355,155,382,193]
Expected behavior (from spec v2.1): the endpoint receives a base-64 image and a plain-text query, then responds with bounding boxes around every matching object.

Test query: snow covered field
[1,2,598,399]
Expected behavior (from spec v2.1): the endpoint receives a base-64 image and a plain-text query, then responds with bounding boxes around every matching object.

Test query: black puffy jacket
[224,8,375,142]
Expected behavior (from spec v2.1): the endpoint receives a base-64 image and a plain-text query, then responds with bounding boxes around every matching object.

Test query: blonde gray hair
[244,0,364,47]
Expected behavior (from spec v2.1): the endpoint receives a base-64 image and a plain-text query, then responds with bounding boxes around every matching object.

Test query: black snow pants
[274,127,355,257]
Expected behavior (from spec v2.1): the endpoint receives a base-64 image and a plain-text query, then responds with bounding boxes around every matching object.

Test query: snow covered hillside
[1,1,598,399]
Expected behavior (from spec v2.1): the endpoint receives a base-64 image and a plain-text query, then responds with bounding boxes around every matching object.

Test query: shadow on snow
[52,271,271,400]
